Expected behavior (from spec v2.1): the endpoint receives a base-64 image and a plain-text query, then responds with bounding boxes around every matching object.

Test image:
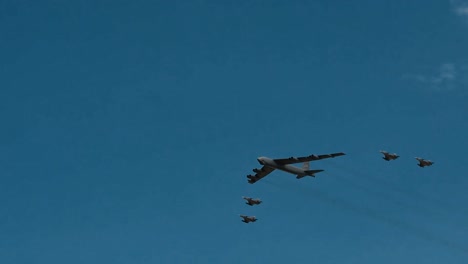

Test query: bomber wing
[274,152,345,165]
[247,166,275,184]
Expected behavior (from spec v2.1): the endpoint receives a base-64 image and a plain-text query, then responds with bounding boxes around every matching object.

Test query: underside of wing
[247,166,275,184]
[274,152,345,165]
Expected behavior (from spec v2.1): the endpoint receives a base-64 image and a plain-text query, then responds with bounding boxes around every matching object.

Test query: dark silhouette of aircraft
[247,152,345,184]
[380,150,399,161]
[415,157,434,167]
[240,215,257,223]
[242,196,262,206]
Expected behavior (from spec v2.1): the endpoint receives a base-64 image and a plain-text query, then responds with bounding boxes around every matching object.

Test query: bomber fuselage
[257,156,307,177]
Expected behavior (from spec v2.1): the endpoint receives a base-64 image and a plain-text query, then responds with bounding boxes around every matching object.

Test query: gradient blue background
[1,1,468,263]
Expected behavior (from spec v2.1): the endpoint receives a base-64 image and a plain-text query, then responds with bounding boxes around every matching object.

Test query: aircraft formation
[240,150,434,223]
[380,150,434,167]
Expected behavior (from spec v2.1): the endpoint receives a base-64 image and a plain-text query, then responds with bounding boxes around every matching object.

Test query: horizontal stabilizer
[305,169,324,176]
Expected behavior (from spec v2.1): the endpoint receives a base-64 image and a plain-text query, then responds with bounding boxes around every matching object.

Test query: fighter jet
[247,152,345,184]
[415,157,434,167]
[380,150,399,161]
[242,196,262,206]
[240,215,257,223]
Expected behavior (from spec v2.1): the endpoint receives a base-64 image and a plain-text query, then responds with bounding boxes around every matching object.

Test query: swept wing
[247,166,275,184]
[273,152,345,165]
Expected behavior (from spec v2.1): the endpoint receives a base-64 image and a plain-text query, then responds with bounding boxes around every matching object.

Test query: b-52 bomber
[240,215,257,223]
[247,152,345,184]
[380,150,399,161]
[415,157,434,167]
[242,196,262,206]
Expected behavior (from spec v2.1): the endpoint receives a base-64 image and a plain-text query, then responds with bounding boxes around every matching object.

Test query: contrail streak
[261,178,468,255]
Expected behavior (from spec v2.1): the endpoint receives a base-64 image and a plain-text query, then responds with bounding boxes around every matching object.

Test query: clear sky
[1,0,468,263]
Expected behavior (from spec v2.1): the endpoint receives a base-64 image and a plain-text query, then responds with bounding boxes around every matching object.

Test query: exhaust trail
[327,160,458,211]
[323,171,444,218]
[260,178,468,255]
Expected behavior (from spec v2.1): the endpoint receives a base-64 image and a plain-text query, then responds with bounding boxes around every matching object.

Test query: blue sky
[1,0,468,263]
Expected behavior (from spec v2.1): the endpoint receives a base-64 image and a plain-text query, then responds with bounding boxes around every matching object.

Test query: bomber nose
[257,158,264,165]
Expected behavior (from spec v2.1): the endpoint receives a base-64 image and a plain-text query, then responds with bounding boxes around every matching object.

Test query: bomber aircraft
[415,157,434,167]
[246,152,345,184]
[242,196,262,206]
[380,150,399,161]
[240,215,257,223]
